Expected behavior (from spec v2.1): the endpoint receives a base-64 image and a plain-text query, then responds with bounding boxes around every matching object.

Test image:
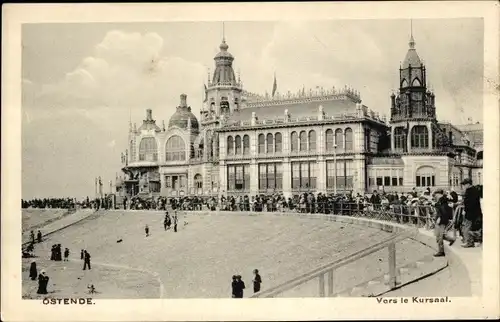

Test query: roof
[402,48,422,68]
[228,97,358,122]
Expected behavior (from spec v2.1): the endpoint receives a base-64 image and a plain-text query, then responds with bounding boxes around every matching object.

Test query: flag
[272,72,277,97]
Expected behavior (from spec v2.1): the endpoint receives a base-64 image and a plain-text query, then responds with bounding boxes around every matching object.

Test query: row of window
[226,128,355,156]
[226,160,355,192]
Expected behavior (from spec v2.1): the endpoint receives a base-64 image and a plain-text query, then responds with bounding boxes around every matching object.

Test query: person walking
[252,269,262,293]
[80,249,84,260]
[231,275,238,298]
[37,270,49,295]
[164,212,171,231]
[173,212,178,233]
[235,275,245,298]
[83,250,91,270]
[29,262,38,281]
[30,231,35,244]
[433,189,455,257]
[64,248,70,261]
[461,178,482,248]
[145,224,150,237]
[37,230,42,243]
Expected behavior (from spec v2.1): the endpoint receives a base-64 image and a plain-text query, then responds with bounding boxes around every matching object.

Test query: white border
[2,2,499,321]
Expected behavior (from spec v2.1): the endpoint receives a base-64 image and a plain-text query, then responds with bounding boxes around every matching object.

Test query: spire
[409,19,415,49]
[219,21,228,51]
[272,72,277,97]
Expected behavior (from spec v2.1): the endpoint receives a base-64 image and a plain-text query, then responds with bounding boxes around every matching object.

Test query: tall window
[139,137,158,162]
[335,129,343,151]
[326,129,334,151]
[258,163,283,191]
[258,134,265,154]
[299,131,307,151]
[130,139,136,162]
[415,166,436,187]
[235,135,242,155]
[308,130,316,152]
[266,133,274,153]
[227,164,250,191]
[394,127,406,150]
[411,125,429,149]
[227,136,234,155]
[165,135,186,161]
[326,160,354,191]
[243,135,250,155]
[291,131,298,152]
[344,128,353,151]
[194,174,203,189]
[365,128,371,152]
[275,133,282,153]
[291,161,318,190]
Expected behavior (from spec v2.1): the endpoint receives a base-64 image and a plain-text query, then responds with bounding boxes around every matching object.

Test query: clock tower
[390,29,437,153]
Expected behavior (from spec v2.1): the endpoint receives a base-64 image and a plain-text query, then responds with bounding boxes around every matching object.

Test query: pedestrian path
[22,209,96,245]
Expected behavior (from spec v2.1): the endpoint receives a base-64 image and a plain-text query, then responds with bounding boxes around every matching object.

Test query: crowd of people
[22,198,76,209]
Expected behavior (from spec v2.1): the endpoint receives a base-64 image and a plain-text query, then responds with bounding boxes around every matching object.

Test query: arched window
[266,133,274,153]
[401,79,408,87]
[415,166,436,187]
[477,151,483,160]
[335,129,343,150]
[291,131,298,152]
[411,126,429,149]
[299,131,307,151]
[308,130,316,152]
[227,136,234,155]
[235,135,242,155]
[344,128,353,151]
[394,127,406,150]
[165,135,186,161]
[258,134,265,154]
[139,137,158,162]
[412,78,422,86]
[194,174,203,189]
[325,129,334,151]
[275,132,282,153]
[243,135,250,155]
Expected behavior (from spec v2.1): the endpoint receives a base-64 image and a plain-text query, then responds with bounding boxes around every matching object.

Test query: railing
[250,229,417,298]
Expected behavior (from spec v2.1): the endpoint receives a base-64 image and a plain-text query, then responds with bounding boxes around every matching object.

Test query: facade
[117,31,483,200]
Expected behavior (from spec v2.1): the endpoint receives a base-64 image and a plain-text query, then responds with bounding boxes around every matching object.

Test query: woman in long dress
[29,262,37,281]
[37,270,49,294]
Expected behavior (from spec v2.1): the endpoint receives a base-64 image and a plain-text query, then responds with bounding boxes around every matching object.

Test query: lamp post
[333,144,338,195]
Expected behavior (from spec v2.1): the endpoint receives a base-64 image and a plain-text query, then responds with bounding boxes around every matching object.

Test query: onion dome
[168,94,199,131]
[212,38,236,85]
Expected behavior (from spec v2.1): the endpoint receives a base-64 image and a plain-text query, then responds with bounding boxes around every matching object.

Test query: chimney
[146,109,152,121]
[180,94,187,107]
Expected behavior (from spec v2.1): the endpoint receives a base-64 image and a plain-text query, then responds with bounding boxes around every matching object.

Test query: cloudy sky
[22,19,484,199]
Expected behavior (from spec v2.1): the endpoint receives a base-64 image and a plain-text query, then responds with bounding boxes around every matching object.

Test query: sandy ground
[23,211,433,299]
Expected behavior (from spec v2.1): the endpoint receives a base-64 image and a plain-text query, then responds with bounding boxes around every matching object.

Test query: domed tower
[168,94,200,133]
[202,25,243,124]
[390,25,437,153]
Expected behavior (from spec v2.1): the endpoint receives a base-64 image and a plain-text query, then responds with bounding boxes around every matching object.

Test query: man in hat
[37,230,42,243]
[433,189,455,257]
[461,178,482,248]
[83,250,91,270]
[234,275,245,298]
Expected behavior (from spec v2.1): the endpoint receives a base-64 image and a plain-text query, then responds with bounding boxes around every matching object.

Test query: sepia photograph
[2,2,499,321]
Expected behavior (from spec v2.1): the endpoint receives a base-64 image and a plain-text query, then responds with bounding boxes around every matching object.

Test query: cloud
[24,30,206,119]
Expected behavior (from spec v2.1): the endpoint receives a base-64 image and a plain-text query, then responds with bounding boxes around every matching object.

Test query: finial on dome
[219,21,228,51]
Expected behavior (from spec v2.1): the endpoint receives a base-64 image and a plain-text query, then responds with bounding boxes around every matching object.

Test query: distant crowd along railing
[169,201,465,231]
[250,229,417,298]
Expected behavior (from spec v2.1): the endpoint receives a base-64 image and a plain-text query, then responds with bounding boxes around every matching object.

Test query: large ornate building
[116,30,483,200]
